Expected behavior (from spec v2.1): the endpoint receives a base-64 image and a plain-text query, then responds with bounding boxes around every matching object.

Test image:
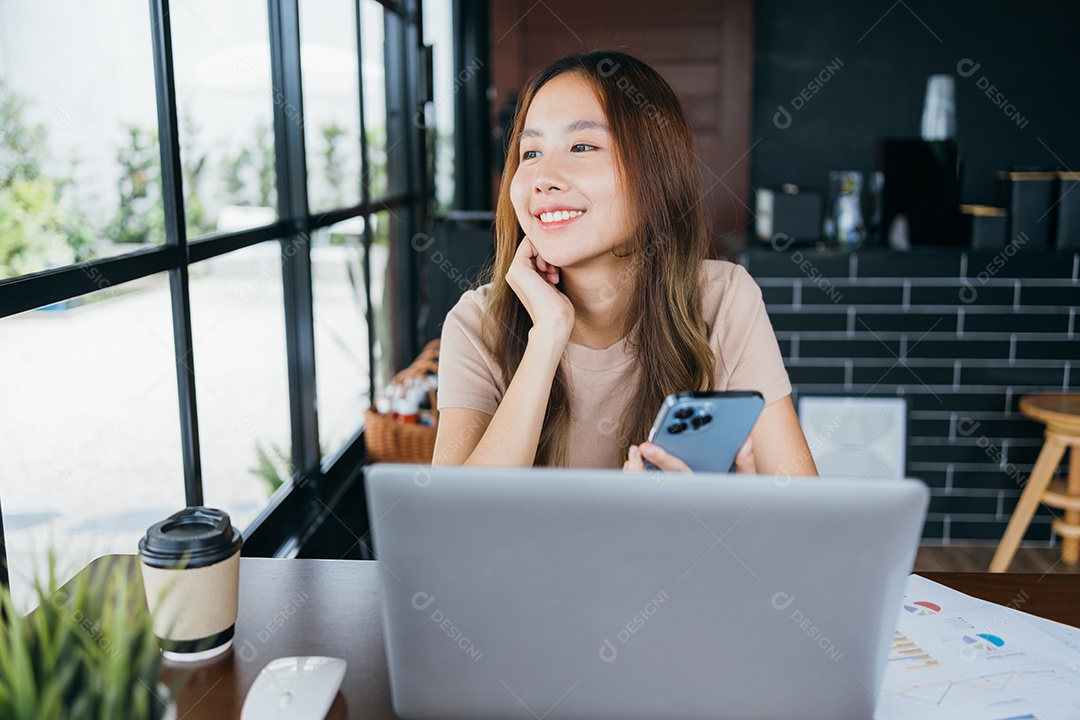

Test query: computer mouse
[240,656,347,720]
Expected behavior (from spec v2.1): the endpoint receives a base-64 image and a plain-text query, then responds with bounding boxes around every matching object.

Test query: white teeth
[538,210,584,223]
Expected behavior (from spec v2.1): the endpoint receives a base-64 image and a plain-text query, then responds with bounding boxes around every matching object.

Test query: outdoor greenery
[219,121,277,210]
[255,123,276,208]
[249,439,328,496]
[321,122,347,208]
[314,123,389,215]
[0,556,182,719]
[1,75,392,281]
[365,126,389,199]
[181,114,212,239]
[0,80,45,186]
[107,126,165,246]
[0,81,95,280]
[250,440,293,495]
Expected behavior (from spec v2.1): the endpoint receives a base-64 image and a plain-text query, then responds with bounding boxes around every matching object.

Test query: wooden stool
[990,393,1080,572]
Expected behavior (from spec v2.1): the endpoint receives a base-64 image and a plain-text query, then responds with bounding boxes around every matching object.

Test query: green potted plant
[0,557,184,719]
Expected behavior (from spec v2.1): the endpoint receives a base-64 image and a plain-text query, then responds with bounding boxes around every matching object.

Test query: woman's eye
[571,143,596,152]
[522,149,539,160]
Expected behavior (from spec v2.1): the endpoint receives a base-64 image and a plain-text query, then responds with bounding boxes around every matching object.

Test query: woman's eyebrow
[566,119,608,133]
[520,119,609,139]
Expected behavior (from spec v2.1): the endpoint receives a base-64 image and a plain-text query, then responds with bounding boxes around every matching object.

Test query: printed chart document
[873,575,1080,720]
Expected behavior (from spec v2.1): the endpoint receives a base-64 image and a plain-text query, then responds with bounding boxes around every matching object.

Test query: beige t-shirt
[438,260,791,468]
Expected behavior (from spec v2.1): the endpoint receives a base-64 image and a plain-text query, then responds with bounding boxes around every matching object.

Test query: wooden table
[920,571,1080,627]
[76,557,1080,719]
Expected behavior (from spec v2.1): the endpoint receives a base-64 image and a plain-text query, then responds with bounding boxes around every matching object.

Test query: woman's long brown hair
[483,50,715,466]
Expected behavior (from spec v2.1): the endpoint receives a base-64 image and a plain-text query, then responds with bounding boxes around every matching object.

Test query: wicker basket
[364,339,440,464]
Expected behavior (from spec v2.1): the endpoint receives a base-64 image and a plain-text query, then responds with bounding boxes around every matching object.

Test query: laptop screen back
[367,466,928,720]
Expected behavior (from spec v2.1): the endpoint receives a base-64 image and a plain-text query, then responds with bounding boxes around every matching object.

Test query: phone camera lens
[699,413,713,426]
[674,407,694,420]
[667,422,687,434]
[691,415,703,429]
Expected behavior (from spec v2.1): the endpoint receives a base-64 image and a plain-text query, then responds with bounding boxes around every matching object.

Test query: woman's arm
[747,396,817,476]
[434,236,574,467]
[432,327,566,466]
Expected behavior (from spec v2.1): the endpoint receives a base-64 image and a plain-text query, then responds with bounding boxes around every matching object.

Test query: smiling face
[510,72,636,271]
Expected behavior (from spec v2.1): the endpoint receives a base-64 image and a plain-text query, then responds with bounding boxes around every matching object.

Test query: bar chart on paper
[888,631,942,670]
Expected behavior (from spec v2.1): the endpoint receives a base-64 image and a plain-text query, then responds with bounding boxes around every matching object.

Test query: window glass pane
[0,1,161,280]
[300,0,362,213]
[312,218,377,454]
[362,0,388,199]
[371,210,393,390]
[0,274,183,611]
[422,0,455,212]
[171,1,278,238]
[189,242,290,527]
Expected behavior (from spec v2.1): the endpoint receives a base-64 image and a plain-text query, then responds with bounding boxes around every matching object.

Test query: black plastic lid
[138,507,242,569]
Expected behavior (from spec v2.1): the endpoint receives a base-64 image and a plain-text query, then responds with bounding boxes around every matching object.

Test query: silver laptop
[366,465,928,720]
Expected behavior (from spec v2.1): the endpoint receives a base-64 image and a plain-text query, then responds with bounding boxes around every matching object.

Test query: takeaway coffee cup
[138,507,242,662]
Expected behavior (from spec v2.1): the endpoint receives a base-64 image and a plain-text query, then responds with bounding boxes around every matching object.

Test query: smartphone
[645,391,765,473]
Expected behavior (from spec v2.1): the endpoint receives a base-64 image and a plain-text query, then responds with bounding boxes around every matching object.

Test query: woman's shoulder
[698,260,768,330]
[444,283,494,329]
[455,282,493,306]
[699,259,758,301]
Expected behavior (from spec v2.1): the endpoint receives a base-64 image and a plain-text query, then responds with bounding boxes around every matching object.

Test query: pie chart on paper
[903,601,942,616]
[962,633,1005,652]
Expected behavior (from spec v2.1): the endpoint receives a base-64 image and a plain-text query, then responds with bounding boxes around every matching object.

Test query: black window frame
[0,0,430,571]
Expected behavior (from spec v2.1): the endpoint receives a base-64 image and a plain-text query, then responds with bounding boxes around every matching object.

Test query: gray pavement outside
[0,242,383,611]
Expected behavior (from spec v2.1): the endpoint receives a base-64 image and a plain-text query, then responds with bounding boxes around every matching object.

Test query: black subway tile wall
[857,313,959,333]
[741,248,1079,545]
[964,313,1071,334]
[1021,286,1080,306]
[909,285,1015,306]
[759,285,793,305]
[801,285,903,305]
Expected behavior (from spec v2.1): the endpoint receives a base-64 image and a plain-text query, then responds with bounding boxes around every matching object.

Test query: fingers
[535,253,559,285]
[512,235,538,269]
[507,236,575,338]
[623,445,647,473]
[519,236,560,285]
[639,443,692,473]
[734,436,756,474]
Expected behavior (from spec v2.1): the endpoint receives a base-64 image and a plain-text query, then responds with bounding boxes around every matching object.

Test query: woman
[432,50,816,476]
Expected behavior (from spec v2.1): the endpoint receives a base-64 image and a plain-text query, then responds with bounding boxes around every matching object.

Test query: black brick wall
[740,248,1079,544]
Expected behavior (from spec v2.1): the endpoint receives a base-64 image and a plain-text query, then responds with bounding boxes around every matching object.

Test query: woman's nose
[533,156,567,193]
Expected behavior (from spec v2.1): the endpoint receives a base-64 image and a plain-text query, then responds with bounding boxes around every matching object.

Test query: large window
[0,0,161,279]
[0,0,429,611]
[0,275,185,609]
[300,0,362,213]
[171,0,279,237]
[189,242,292,527]
[421,0,455,211]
